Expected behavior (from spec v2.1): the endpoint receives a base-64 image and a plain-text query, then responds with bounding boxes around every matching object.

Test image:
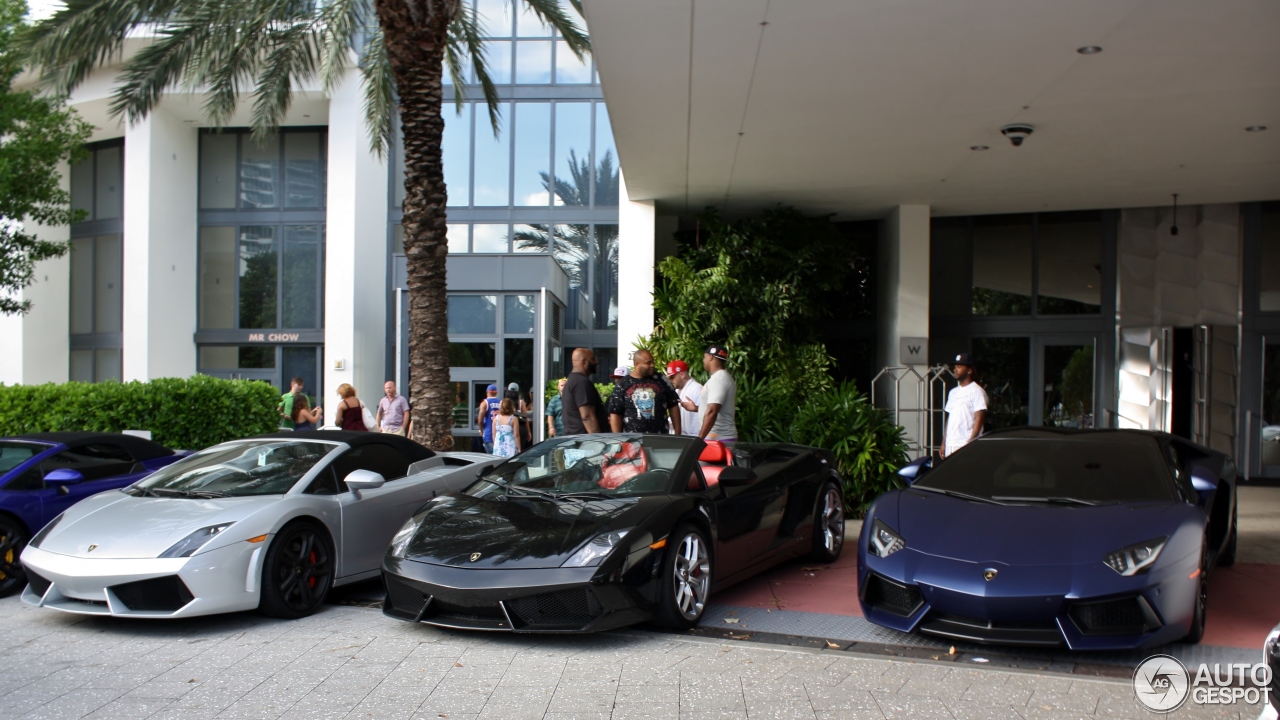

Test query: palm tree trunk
[375,0,455,450]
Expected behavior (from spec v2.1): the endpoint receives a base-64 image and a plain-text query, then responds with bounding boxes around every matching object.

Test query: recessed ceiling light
[1246,125,1267,132]
[1077,46,1102,55]
[303,114,311,118]
[970,145,989,151]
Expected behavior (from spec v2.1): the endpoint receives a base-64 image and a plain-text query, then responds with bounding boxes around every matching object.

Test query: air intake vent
[507,589,598,630]
[25,570,52,597]
[383,576,429,617]
[862,574,924,617]
[110,576,194,612]
[1068,596,1160,636]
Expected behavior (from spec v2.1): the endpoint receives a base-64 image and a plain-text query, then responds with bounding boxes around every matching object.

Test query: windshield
[127,440,335,497]
[914,437,1177,504]
[0,441,49,473]
[468,435,688,499]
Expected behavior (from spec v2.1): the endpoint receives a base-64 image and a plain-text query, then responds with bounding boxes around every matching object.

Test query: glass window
[513,103,551,206]
[972,215,1032,316]
[481,40,513,84]
[1043,343,1094,428]
[929,218,970,316]
[281,347,319,402]
[448,295,497,334]
[94,145,122,220]
[554,103,591,206]
[1037,212,1101,315]
[393,122,406,209]
[69,237,93,335]
[594,224,619,329]
[448,224,470,253]
[512,223,547,253]
[93,234,122,333]
[971,337,1030,428]
[284,132,323,208]
[472,224,509,253]
[555,41,591,84]
[449,342,497,367]
[515,41,552,84]
[553,223,589,330]
[200,133,238,209]
[238,226,278,329]
[332,443,413,482]
[239,346,275,368]
[282,225,322,328]
[393,224,404,254]
[443,104,472,206]
[70,156,93,218]
[475,0,513,36]
[131,440,337,497]
[198,346,239,368]
[469,435,690,499]
[70,349,93,382]
[516,4,551,36]
[199,227,237,329]
[505,295,536,334]
[473,103,510,206]
[1261,202,1280,312]
[240,135,280,209]
[94,349,121,382]
[504,338,534,398]
[593,104,618,205]
[451,381,471,428]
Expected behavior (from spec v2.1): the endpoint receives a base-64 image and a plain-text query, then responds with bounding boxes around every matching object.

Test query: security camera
[1000,124,1034,147]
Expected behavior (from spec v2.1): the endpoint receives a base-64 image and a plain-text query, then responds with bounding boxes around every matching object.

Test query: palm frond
[250,20,319,142]
[359,26,395,158]
[520,0,589,58]
[450,0,502,134]
[319,0,370,93]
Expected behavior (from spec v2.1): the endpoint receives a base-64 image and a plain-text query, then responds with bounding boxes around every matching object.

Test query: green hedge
[0,376,281,449]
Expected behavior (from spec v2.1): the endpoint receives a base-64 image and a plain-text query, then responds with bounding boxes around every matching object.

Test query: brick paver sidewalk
[0,597,1264,719]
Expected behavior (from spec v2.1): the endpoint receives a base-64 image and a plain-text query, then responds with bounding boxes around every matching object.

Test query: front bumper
[20,542,265,618]
[857,547,1200,650]
[382,556,654,633]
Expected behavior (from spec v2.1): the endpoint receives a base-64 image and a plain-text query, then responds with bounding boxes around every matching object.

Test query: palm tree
[19,0,589,450]
[512,147,617,329]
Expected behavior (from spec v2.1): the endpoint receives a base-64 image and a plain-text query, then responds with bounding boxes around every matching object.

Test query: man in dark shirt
[607,350,682,434]
[562,348,604,434]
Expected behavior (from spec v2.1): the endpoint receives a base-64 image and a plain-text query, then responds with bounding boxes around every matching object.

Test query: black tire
[809,481,845,564]
[1184,539,1208,644]
[0,516,29,598]
[258,521,334,619]
[654,524,713,631]
[1218,505,1238,568]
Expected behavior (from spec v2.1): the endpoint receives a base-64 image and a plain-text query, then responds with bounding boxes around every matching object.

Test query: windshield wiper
[558,490,615,501]
[912,487,1006,505]
[181,490,231,499]
[991,496,1100,506]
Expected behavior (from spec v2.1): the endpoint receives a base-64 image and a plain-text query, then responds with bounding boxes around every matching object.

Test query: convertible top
[255,430,435,463]
[9,432,175,460]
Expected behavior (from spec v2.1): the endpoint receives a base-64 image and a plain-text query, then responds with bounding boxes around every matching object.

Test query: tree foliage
[0,0,91,316]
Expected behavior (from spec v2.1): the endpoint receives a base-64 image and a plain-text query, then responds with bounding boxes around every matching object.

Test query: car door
[710,461,788,579]
[39,443,148,523]
[332,443,435,577]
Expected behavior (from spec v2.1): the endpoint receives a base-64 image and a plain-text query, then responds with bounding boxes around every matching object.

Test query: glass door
[971,337,1030,430]
[1260,339,1280,475]
[1037,336,1097,428]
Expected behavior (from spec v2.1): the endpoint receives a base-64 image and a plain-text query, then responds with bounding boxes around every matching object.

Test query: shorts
[380,426,407,436]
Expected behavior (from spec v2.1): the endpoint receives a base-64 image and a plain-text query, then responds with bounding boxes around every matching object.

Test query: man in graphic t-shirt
[941,353,988,458]
[607,350,681,434]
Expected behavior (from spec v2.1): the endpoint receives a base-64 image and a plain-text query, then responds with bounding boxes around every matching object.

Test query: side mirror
[345,470,386,492]
[717,466,757,488]
[45,469,84,486]
[897,457,932,485]
[1189,466,1218,494]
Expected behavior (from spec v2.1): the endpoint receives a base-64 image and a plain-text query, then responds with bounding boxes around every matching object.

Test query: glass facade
[68,141,125,382]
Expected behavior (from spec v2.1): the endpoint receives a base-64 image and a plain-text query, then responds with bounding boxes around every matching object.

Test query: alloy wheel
[672,532,711,622]
[821,487,844,555]
[275,528,332,612]
[0,519,27,595]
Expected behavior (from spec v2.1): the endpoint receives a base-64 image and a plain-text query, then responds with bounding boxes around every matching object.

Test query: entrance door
[1035,336,1097,428]
[1259,338,1280,477]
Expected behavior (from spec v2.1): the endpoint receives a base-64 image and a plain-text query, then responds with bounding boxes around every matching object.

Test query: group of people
[475,382,534,457]
[539,345,738,447]
[278,379,414,435]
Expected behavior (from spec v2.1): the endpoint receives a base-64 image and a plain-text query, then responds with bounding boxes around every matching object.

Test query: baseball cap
[665,360,689,376]
[952,353,977,367]
[507,382,520,391]
[705,345,728,361]
[486,384,498,391]
[611,366,629,378]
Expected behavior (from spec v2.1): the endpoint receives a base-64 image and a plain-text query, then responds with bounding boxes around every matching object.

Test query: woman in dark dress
[292,394,322,430]
[336,383,367,431]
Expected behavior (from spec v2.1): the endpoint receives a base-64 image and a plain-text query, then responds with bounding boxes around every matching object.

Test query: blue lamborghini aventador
[858,428,1238,650]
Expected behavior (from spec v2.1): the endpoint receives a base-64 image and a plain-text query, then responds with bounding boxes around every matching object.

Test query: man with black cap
[941,352,987,458]
[693,344,737,443]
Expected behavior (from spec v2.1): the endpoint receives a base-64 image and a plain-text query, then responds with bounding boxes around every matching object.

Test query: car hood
[404,493,653,569]
[888,489,1195,567]
[35,490,279,559]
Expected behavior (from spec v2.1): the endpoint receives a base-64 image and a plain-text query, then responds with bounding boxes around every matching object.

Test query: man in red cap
[665,359,703,437]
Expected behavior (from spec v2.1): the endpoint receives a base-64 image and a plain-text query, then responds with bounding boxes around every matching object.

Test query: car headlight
[562,529,631,568]
[29,513,65,549]
[869,519,905,558]
[388,514,426,559]
[159,523,235,558]
[1103,537,1166,576]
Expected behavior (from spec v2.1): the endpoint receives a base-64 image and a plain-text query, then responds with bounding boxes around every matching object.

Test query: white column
[615,171,656,362]
[122,110,199,380]
[0,160,72,385]
[324,69,389,422]
[876,205,931,451]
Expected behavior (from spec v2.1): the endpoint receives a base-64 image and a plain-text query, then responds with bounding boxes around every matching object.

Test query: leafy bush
[642,207,909,514]
[0,375,280,449]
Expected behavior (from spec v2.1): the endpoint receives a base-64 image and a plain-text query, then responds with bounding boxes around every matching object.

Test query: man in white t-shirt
[942,352,987,458]
[694,345,737,443]
[665,360,703,437]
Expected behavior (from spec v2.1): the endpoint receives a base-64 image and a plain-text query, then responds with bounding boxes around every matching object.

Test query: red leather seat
[599,442,647,489]
[698,441,733,487]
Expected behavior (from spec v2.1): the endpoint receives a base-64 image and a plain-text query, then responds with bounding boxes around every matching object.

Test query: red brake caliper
[307,551,317,588]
